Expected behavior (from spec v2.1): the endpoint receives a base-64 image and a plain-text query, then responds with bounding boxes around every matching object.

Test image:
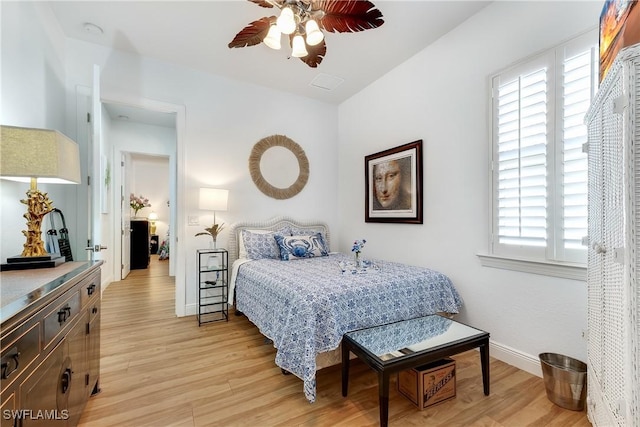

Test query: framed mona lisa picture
[365,140,423,224]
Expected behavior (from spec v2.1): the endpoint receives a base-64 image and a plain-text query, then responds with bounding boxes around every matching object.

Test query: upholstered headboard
[227,216,330,266]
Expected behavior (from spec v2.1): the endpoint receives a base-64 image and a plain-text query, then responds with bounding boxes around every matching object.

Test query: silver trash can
[539,353,587,411]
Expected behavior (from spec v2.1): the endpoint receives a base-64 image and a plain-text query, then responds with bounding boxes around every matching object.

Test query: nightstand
[196,248,228,325]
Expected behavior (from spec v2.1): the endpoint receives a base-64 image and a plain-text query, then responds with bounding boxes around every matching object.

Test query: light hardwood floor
[78,256,591,427]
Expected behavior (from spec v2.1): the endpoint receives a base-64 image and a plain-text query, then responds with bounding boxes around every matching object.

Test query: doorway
[102,102,176,276]
[101,97,187,316]
[75,87,187,316]
[123,152,171,279]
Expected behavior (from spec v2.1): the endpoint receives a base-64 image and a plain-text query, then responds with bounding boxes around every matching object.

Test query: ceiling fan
[228,0,384,68]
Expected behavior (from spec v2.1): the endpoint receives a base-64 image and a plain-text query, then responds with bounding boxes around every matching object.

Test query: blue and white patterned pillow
[288,226,329,252]
[274,233,329,260]
[241,229,284,260]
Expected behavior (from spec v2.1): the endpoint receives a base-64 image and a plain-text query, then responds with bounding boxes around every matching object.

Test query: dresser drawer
[0,322,39,389]
[88,298,100,324]
[0,392,16,427]
[43,290,80,349]
[80,273,100,308]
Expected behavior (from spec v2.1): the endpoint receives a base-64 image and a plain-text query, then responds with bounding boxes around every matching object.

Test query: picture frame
[365,140,423,224]
[599,0,639,82]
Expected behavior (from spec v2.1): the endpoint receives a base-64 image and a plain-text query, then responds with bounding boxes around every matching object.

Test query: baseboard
[185,303,197,317]
[489,339,542,377]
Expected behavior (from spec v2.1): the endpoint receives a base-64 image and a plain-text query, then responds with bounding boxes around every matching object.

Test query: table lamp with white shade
[197,188,228,248]
[0,125,81,269]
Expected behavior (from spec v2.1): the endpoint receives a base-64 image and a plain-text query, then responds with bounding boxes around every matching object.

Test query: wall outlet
[188,216,199,226]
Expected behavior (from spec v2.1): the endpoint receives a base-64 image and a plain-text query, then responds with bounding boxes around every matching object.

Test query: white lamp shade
[291,35,308,58]
[148,212,159,221]
[0,125,81,184]
[199,188,228,211]
[277,7,296,35]
[263,24,282,50]
[305,20,324,46]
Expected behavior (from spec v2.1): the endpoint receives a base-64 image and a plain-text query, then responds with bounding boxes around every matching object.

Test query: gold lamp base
[0,185,66,271]
[20,183,54,257]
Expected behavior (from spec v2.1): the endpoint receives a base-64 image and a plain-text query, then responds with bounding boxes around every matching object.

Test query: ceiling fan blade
[313,0,384,33]
[249,0,276,8]
[228,16,275,48]
[299,39,326,68]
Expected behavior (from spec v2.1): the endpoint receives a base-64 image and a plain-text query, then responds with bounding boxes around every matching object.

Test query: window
[487,30,598,274]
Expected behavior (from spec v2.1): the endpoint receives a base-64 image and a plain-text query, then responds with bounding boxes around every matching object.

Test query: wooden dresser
[0,261,102,427]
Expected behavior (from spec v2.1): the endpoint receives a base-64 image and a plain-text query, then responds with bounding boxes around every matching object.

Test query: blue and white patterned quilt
[234,253,463,402]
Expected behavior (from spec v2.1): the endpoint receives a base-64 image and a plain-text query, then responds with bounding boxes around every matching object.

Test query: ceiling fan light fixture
[276,7,297,35]
[263,24,282,50]
[228,0,384,68]
[291,34,308,58]
[304,19,324,46]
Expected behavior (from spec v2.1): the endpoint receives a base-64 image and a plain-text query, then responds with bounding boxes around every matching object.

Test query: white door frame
[120,152,131,279]
[102,92,187,317]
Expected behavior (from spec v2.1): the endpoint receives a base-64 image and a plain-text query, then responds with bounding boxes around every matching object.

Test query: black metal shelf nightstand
[197,248,228,325]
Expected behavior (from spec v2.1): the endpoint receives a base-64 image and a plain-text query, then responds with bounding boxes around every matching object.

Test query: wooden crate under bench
[397,358,456,409]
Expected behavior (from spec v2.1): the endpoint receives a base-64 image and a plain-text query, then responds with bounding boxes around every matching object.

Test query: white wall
[0,2,79,261]
[110,120,175,230]
[63,39,340,313]
[338,1,602,374]
[131,155,171,241]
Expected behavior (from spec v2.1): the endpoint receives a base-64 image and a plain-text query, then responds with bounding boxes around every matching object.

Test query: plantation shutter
[559,47,594,258]
[489,30,596,270]
[495,64,550,251]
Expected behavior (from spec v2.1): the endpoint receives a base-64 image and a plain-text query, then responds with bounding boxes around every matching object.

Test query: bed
[228,217,463,403]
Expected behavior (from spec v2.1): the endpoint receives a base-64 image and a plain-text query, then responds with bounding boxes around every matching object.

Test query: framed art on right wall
[365,140,423,224]
[599,0,640,82]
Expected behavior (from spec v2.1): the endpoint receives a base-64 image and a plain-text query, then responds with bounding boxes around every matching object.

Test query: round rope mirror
[249,134,309,200]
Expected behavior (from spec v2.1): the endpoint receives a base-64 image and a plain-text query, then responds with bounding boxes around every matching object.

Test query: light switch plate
[188,216,199,226]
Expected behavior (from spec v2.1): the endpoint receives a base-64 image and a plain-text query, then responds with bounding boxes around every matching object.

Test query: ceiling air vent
[310,73,344,91]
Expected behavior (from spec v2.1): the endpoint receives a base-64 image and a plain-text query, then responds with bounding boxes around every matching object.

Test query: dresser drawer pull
[87,283,96,296]
[1,347,20,379]
[60,367,72,394]
[92,306,98,314]
[57,306,72,324]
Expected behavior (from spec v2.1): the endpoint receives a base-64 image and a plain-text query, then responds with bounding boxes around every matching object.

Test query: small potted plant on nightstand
[195,223,225,249]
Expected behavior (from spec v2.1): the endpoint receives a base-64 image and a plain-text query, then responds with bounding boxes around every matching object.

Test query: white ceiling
[103,103,177,128]
[49,0,490,109]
